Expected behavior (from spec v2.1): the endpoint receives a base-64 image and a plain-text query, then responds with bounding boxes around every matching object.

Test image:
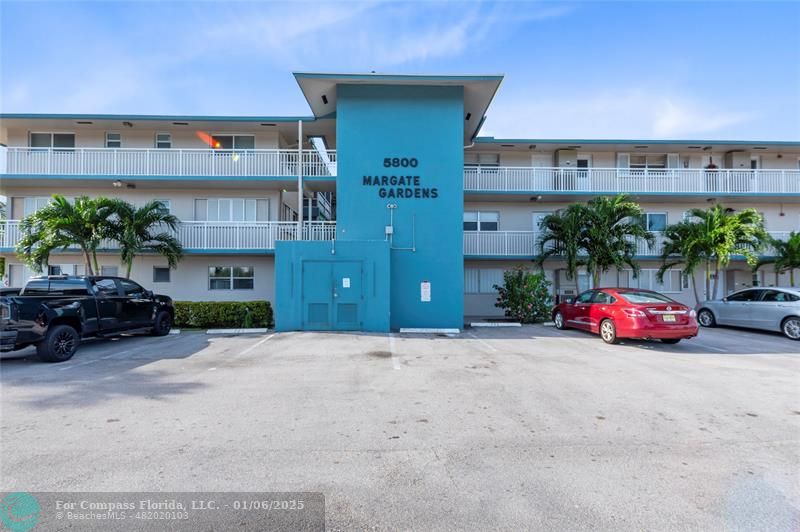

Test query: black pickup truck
[0,275,174,362]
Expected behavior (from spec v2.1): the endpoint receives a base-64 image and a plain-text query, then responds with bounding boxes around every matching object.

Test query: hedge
[174,300,274,329]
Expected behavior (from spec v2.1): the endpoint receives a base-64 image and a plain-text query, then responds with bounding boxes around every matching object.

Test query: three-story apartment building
[1,72,798,330]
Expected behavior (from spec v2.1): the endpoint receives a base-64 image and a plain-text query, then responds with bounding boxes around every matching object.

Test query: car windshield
[618,290,676,304]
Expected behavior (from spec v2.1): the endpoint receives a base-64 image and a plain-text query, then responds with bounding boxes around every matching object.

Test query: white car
[696,287,800,340]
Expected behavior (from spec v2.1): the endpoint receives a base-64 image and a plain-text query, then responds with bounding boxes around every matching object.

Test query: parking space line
[389,334,401,370]
[234,334,275,359]
[467,332,497,353]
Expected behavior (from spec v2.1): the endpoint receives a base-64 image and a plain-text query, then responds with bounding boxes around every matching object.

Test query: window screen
[153,267,171,283]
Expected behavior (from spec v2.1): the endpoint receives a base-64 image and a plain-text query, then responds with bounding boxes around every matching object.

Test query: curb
[470,322,522,328]
[399,328,461,334]
[206,328,270,335]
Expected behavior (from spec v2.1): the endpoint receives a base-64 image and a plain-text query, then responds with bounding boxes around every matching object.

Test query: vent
[501,144,514,148]
[260,123,276,126]
[465,112,472,121]
[172,122,189,125]
[307,303,329,325]
[688,146,702,149]
[634,145,649,149]
[337,303,358,325]
[566,145,581,149]
[753,146,767,150]
[76,121,93,125]
[321,94,328,105]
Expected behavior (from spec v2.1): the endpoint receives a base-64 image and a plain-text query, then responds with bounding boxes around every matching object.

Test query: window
[209,266,254,290]
[29,132,75,149]
[591,291,616,304]
[463,211,498,231]
[93,278,119,296]
[464,153,499,167]
[464,268,504,294]
[100,265,118,277]
[22,279,49,295]
[727,289,762,302]
[623,269,682,293]
[630,154,667,169]
[23,197,51,217]
[153,267,171,283]
[119,279,146,297]
[47,266,63,275]
[618,290,676,304]
[210,135,255,150]
[760,290,799,302]
[155,133,172,149]
[207,198,258,222]
[575,291,594,304]
[48,279,90,296]
[105,132,121,148]
[641,213,667,232]
[154,199,171,213]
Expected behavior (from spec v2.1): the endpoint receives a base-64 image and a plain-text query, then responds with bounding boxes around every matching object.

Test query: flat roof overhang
[293,72,504,142]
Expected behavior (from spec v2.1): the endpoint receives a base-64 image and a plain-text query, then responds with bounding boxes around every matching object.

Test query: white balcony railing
[2,147,337,178]
[462,230,793,258]
[464,167,800,194]
[0,221,336,251]
[0,221,791,258]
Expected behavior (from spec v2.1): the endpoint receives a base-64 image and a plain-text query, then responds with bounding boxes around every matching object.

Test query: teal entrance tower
[276,73,503,332]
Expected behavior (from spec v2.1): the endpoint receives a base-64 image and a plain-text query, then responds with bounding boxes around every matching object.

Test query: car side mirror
[564,297,574,304]
[722,297,728,303]
[145,290,154,299]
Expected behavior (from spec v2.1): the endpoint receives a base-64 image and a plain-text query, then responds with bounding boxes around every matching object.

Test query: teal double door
[302,260,363,330]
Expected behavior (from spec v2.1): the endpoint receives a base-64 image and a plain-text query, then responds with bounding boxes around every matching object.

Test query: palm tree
[536,203,585,281]
[656,220,708,305]
[536,195,653,287]
[581,195,654,287]
[16,195,119,275]
[754,231,800,287]
[108,200,183,278]
[670,205,767,300]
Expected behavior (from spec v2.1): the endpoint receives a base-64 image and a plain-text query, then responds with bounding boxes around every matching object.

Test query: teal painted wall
[274,240,391,332]
[336,85,465,329]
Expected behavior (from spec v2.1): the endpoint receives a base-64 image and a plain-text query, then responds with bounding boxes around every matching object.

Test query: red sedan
[552,288,699,344]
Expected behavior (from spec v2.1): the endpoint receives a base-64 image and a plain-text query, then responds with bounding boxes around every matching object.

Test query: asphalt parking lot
[1,325,798,530]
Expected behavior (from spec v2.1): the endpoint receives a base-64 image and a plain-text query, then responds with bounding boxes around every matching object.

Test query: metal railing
[2,147,337,177]
[0,220,336,251]
[462,230,793,257]
[464,167,800,194]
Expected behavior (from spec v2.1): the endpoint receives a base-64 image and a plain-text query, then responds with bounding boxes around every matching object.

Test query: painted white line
[169,329,181,335]
[467,332,497,353]
[235,334,275,358]
[470,322,521,328]
[389,333,401,370]
[399,328,460,334]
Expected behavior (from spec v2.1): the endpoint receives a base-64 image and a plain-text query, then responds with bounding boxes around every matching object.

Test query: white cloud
[481,88,756,139]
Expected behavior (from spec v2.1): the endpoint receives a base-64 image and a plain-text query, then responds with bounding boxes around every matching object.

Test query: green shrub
[173,300,274,329]
[494,267,552,323]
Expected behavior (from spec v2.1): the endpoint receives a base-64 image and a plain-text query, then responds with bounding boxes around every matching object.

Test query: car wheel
[697,309,716,328]
[36,324,80,362]
[151,311,172,337]
[553,311,566,330]
[661,338,681,344]
[781,317,800,341]
[600,319,618,344]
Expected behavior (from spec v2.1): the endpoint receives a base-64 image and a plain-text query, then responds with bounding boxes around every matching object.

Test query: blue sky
[2,0,798,140]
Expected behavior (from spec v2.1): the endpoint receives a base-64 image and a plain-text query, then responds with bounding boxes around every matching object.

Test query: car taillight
[622,308,646,318]
[689,309,697,318]
[0,303,9,320]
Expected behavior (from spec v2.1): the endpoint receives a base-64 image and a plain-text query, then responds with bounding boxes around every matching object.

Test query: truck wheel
[151,311,172,336]
[37,324,80,362]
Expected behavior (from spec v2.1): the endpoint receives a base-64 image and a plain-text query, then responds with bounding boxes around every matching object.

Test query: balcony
[0,222,790,258]
[464,167,800,195]
[1,147,337,178]
[0,221,337,253]
[463,231,791,258]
